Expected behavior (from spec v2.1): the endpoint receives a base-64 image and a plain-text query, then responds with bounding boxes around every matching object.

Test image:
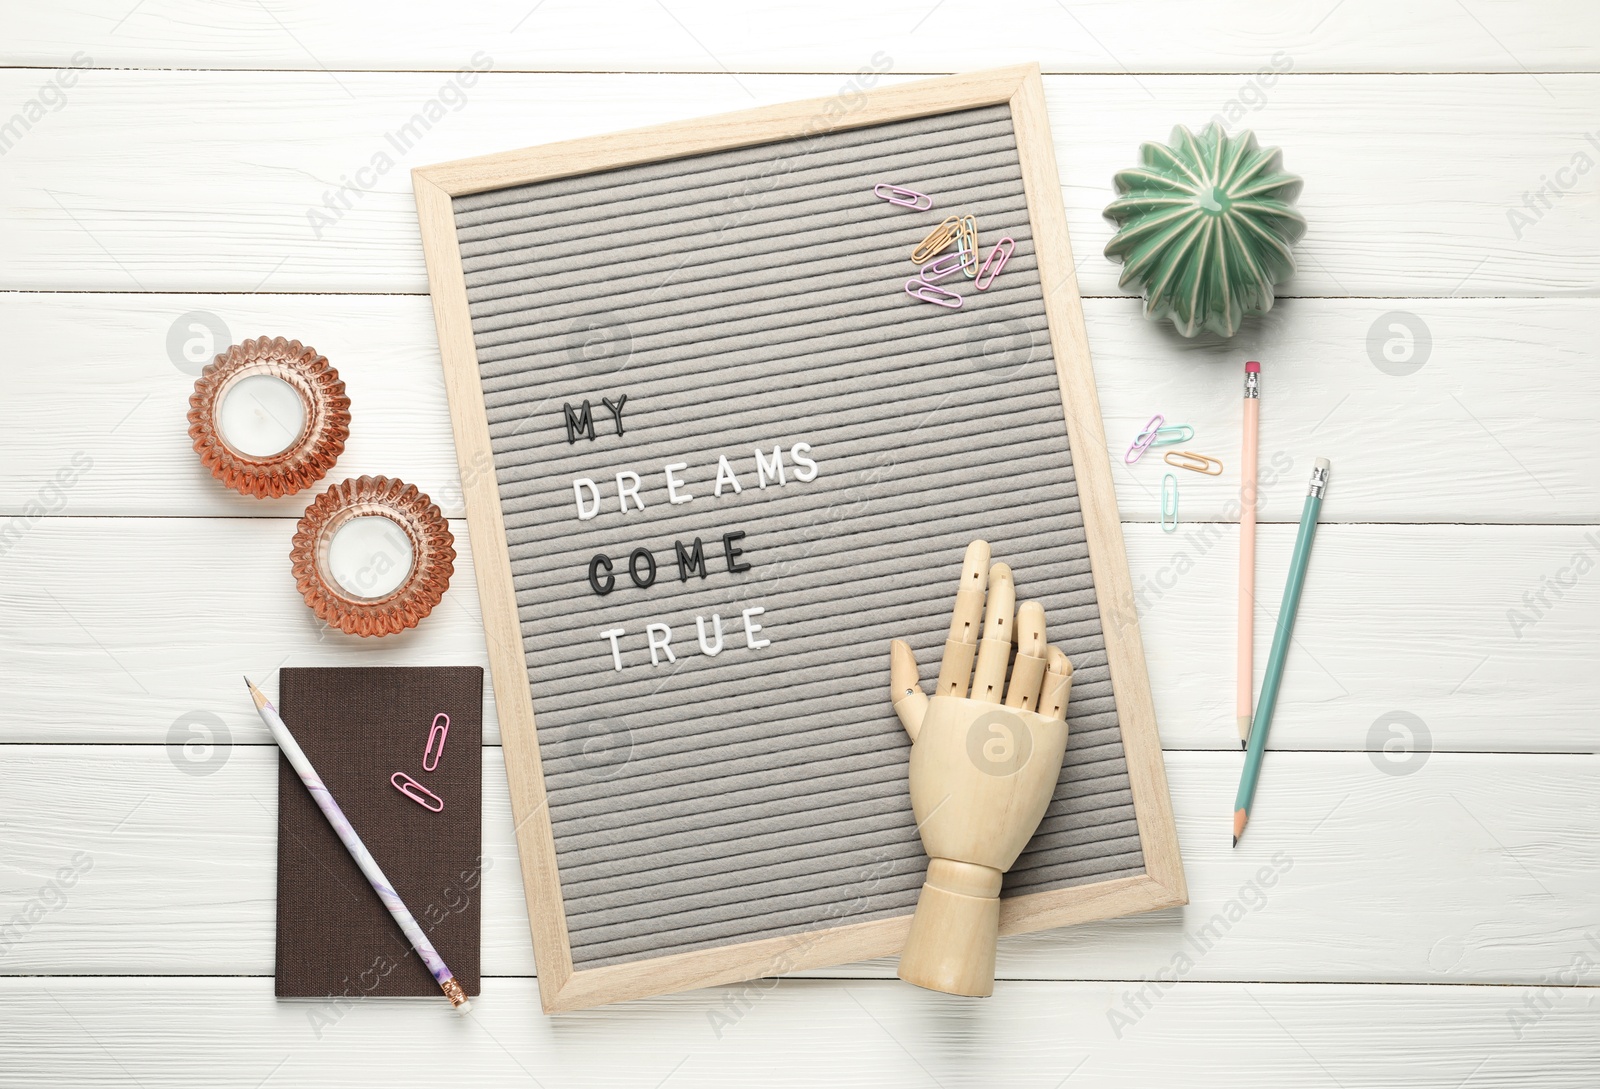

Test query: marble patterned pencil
[246,677,471,1012]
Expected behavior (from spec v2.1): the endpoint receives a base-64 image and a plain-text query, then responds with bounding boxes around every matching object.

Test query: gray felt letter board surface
[414,66,1185,1012]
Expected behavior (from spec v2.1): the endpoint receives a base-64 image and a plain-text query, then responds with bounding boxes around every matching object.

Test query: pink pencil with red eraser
[1236,360,1261,749]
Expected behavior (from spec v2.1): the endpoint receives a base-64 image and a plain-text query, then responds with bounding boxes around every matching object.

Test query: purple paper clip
[872,182,933,210]
[1125,414,1165,464]
[392,772,444,813]
[975,237,1015,291]
[919,251,967,284]
[905,279,962,309]
[422,712,449,772]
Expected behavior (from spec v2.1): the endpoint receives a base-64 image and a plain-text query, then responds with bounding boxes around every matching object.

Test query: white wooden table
[3,3,1598,1084]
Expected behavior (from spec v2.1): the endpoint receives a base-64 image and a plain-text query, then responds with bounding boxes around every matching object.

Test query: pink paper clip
[422,712,449,772]
[392,772,444,813]
[975,237,1015,291]
[1125,414,1165,464]
[919,251,967,284]
[872,182,933,210]
[905,279,963,309]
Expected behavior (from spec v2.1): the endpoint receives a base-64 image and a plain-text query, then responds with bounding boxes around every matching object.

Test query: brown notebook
[274,666,483,998]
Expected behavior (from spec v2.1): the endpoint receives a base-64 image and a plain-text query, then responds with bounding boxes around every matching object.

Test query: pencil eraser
[1314,457,1331,473]
[1245,360,1261,373]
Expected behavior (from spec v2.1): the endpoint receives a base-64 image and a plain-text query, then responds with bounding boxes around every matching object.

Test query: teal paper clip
[1161,473,1179,533]
[1149,424,1194,446]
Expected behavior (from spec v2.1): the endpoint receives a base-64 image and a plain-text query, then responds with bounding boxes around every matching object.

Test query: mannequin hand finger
[936,540,990,698]
[969,562,1015,703]
[889,639,930,741]
[1004,601,1048,710]
[1038,646,1074,722]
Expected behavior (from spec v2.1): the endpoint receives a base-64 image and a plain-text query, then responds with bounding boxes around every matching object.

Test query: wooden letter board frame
[413,64,1186,1013]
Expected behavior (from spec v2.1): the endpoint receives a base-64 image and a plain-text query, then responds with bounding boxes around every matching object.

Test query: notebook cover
[274,666,483,998]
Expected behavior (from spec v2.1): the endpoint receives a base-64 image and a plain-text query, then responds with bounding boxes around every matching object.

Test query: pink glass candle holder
[187,336,350,499]
[291,476,455,637]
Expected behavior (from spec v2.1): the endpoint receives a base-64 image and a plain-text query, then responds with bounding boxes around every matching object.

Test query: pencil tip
[243,676,268,710]
[1240,740,1246,750]
[1232,836,1238,848]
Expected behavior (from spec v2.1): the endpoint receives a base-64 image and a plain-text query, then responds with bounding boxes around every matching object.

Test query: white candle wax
[327,515,415,599]
[217,374,306,458]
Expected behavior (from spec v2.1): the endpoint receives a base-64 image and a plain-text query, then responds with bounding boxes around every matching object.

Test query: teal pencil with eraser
[1233,458,1329,847]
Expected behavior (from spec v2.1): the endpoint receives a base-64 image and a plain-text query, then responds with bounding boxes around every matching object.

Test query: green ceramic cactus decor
[1103,124,1306,338]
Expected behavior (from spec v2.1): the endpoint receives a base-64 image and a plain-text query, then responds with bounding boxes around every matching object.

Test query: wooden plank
[1,746,1592,983]
[6,0,1600,74]
[415,64,1030,193]
[8,975,1599,1086]
[1,977,1595,1087]
[3,71,1599,296]
[4,293,1596,525]
[0,518,499,743]
[2,517,1594,753]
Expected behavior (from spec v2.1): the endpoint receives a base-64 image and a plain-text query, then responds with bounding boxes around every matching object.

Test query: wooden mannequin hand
[887,539,1074,997]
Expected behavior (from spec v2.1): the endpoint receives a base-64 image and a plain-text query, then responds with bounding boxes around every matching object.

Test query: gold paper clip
[954,214,979,277]
[910,215,961,264]
[1164,450,1223,476]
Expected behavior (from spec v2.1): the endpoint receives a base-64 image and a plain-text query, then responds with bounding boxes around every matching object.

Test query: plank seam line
[3,66,1600,77]
[4,744,1593,757]
[6,517,1596,528]
[2,973,1594,989]
[0,290,1587,302]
